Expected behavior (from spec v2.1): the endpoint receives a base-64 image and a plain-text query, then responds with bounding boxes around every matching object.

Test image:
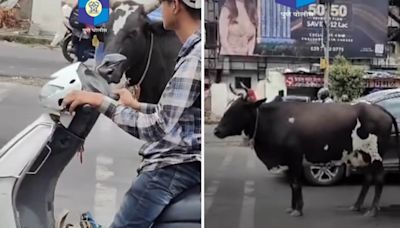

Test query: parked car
[276,91,400,186]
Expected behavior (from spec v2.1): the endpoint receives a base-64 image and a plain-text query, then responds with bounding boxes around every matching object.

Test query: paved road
[0,82,143,226]
[205,125,400,228]
[0,41,68,78]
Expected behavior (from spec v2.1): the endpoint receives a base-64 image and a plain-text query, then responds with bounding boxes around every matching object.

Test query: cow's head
[96,0,160,84]
[214,84,266,139]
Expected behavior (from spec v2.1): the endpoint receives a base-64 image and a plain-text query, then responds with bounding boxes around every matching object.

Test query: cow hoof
[285,208,294,214]
[364,209,378,217]
[349,205,362,212]
[290,210,303,217]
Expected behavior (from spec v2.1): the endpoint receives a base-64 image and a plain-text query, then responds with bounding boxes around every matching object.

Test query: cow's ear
[146,21,166,35]
[253,98,267,108]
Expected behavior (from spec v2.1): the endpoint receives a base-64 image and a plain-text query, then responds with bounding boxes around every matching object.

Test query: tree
[329,56,364,102]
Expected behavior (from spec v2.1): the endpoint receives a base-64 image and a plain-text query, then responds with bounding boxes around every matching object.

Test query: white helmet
[39,63,82,111]
[182,0,201,9]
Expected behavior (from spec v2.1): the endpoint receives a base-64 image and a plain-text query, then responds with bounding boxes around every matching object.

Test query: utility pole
[321,0,333,87]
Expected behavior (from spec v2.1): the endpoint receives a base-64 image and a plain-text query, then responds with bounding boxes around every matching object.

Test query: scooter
[0,62,200,228]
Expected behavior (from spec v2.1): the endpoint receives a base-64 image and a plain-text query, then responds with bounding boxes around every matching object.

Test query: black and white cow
[214,85,399,217]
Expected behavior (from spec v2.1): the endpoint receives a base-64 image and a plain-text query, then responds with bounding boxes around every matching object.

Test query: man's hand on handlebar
[113,88,141,111]
[62,89,141,114]
[62,91,104,113]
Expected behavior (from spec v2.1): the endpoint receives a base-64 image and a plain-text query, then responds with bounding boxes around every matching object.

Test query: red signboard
[364,79,400,88]
[285,74,324,88]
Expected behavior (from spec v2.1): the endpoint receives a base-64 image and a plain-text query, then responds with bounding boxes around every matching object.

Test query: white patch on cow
[288,117,295,124]
[351,119,381,161]
[324,144,329,151]
[342,150,369,167]
[113,4,139,36]
[340,119,381,167]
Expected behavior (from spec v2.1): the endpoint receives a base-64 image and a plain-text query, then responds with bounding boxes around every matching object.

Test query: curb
[0,75,50,87]
[0,33,52,45]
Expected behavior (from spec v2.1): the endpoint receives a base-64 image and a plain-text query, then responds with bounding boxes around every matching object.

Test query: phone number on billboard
[310,46,345,52]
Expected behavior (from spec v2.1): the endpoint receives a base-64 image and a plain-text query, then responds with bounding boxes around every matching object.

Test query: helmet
[182,0,201,9]
[39,63,82,111]
[317,87,330,100]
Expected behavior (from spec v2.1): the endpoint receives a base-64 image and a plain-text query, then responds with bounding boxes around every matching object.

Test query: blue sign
[78,0,109,26]
[276,0,316,9]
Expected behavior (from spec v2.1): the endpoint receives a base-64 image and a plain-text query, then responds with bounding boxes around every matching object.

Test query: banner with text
[218,0,388,58]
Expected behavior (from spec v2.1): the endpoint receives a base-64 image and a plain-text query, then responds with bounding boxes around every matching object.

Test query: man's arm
[99,56,201,142]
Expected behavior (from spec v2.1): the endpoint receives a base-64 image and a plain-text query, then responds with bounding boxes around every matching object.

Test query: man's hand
[114,88,140,110]
[62,91,104,113]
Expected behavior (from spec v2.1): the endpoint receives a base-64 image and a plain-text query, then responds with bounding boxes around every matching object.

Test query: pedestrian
[341,94,350,103]
[62,0,202,227]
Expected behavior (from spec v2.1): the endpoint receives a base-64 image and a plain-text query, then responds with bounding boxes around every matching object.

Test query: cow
[214,84,399,217]
[96,0,181,104]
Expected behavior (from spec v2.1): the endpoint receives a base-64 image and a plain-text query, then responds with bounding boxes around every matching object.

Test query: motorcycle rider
[62,0,201,227]
[68,0,94,62]
[317,87,333,103]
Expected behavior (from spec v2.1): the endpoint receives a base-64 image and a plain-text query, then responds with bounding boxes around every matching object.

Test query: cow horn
[229,83,246,98]
[229,83,239,96]
[143,0,160,14]
[239,82,249,92]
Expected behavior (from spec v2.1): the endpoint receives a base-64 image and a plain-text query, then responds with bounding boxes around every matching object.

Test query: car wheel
[303,163,346,186]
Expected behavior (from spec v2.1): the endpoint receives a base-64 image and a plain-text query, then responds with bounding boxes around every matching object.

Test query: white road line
[94,156,117,226]
[218,153,233,178]
[246,154,256,171]
[205,152,233,213]
[205,180,220,213]
[0,84,14,102]
[239,181,256,228]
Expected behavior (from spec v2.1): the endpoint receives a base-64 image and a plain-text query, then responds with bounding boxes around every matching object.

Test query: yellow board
[320,58,327,70]
[92,35,99,48]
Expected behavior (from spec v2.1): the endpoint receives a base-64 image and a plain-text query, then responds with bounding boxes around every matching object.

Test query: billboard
[218,0,388,58]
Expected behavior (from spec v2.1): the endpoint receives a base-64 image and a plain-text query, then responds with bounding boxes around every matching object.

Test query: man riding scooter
[63,0,202,227]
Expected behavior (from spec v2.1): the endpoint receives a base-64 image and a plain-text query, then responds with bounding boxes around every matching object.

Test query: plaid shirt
[98,30,202,173]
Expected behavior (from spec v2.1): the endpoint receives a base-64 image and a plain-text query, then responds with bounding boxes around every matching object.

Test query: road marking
[94,155,117,226]
[205,180,220,213]
[219,153,233,178]
[239,181,256,228]
[205,152,233,213]
[0,83,15,102]
[246,154,256,171]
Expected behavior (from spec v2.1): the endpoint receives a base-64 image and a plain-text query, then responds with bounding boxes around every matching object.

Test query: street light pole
[323,0,331,87]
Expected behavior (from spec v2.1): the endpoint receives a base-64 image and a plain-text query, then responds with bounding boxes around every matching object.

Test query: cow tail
[389,109,400,169]
[374,104,400,166]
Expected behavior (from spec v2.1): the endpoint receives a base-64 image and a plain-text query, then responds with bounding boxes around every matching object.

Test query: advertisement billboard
[218,0,388,58]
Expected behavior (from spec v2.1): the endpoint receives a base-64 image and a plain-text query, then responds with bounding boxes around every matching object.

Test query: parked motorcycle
[0,62,200,228]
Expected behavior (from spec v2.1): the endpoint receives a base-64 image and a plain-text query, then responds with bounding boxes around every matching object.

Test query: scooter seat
[155,185,200,223]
